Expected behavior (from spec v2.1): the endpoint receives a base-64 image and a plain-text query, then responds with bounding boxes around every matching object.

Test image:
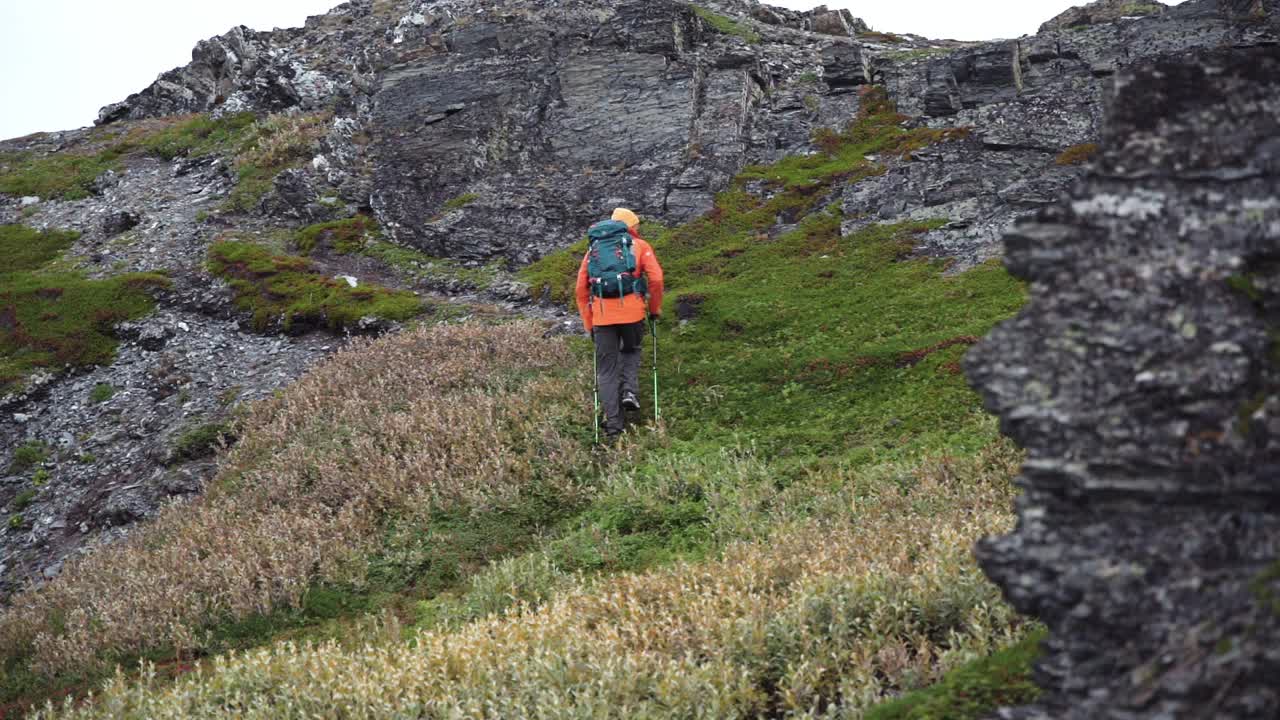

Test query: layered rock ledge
[967,33,1280,720]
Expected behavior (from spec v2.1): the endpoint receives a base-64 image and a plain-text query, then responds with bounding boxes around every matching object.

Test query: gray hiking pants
[594,321,644,434]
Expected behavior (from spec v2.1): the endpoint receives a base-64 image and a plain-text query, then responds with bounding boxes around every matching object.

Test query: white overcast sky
[0,0,1186,141]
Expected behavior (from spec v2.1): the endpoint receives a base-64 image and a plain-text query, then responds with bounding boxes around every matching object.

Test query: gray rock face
[966,38,1280,720]
[1041,0,1167,33]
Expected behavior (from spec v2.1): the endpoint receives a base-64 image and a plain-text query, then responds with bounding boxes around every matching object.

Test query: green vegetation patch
[688,4,761,43]
[135,112,258,161]
[8,442,49,474]
[0,224,79,272]
[10,489,37,511]
[223,113,331,213]
[295,215,381,255]
[207,240,425,331]
[0,225,168,396]
[0,114,258,202]
[0,150,122,201]
[441,192,479,212]
[526,86,1018,464]
[172,422,236,462]
[362,239,505,292]
[88,383,115,404]
[859,30,908,44]
[866,627,1046,719]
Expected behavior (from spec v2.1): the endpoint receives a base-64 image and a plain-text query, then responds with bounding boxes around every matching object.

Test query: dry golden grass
[0,322,588,679]
[36,448,1023,719]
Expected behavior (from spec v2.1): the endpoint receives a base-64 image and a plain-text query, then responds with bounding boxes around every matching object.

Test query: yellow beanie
[612,207,641,229]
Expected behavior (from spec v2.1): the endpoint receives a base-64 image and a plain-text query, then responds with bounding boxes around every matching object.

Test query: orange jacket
[576,230,664,333]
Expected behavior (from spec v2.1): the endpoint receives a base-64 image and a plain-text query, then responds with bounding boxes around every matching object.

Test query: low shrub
[11,489,37,511]
[171,422,235,461]
[866,628,1045,719]
[88,383,114,404]
[8,442,50,474]
[223,113,331,213]
[0,322,588,683]
[33,448,1024,719]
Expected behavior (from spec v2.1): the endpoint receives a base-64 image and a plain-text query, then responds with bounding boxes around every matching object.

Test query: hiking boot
[621,391,640,411]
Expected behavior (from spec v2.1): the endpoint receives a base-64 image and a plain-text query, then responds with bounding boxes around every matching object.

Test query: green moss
[9,442,50,474]
[220,113,330,214]
[0,114,258,202]
[135,113,258,161]
[521,238,588,306]
[89,383,115,404]
[172,422,235,462]
[688,4,761,43]
[441,193,479,212]
[7,514,23,530]
[1119,2,1162,15]
[1,225,169,396]
[31,469,50,487]
[361,240,505,292]
[865,628,1045,719]
[223,165,275,213]
[295,215,381,255]
[207,240,426,332]
[10,489,37,511]
[1226,273,1263,303]
[0,225,80,272]
[0,150,122,201]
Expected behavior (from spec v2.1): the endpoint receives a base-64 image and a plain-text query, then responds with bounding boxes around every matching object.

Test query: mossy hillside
[0,225,169,396]
[524,87,1024,463]
[0,114,257,201]
[207,240,425,332]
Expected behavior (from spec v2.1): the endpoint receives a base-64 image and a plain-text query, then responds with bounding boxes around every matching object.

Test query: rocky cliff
[967,9,1280,720]
[1,0,1277,714]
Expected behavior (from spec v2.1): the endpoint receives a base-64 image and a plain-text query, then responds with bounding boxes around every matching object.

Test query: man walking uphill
[576,208,664,439]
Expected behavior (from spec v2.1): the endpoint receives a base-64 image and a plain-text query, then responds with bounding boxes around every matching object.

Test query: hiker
[576,207,664,439]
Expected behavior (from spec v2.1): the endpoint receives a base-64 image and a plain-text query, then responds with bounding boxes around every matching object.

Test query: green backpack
[586,220,648,299]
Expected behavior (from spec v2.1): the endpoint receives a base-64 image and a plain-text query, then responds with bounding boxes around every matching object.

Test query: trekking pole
[651,316,660,424]
[592,330,600,444]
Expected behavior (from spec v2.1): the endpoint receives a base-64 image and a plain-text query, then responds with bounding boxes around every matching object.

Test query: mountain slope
[0,0,1277,717]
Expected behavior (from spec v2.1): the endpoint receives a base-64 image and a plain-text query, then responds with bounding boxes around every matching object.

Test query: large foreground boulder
[967,43,1280,719]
